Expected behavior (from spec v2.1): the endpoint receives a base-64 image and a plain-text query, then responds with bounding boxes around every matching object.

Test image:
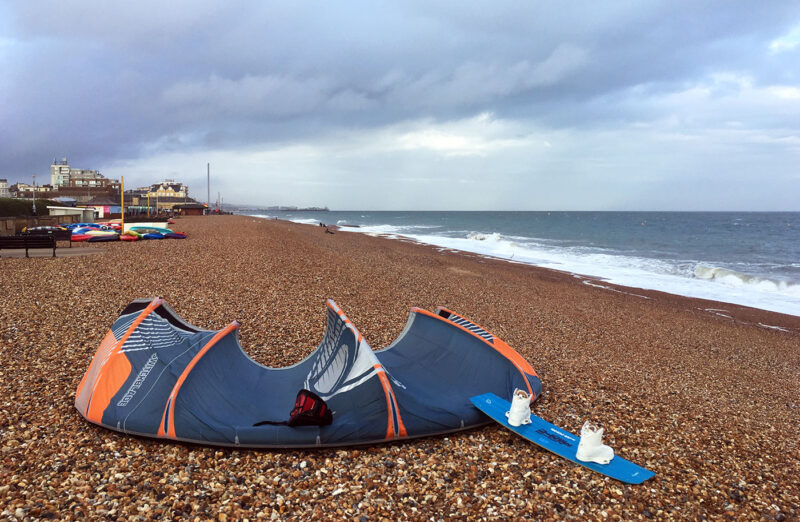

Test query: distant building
[174,203,206,216]
[51,158,71,187]
[82,196,122,219]
[53,186,117,203]
[148,180,188,199]
[123,187,151,208]
[50,157,120,191]
[11,183,51,197]
[125,181,195,213]
[47,206,98,222]
[0,178,8,198]
[144,181,190,211]
[67,170,113,189]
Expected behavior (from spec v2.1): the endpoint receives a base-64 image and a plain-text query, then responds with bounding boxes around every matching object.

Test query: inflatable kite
[75,298,541,447]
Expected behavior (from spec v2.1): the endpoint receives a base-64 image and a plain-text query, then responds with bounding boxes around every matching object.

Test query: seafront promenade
[1,215,798,519]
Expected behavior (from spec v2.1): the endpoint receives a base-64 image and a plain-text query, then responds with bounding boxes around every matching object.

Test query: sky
[1,1,799,210]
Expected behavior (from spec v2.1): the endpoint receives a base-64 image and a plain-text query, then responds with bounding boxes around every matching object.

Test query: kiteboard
[470,392,655,484]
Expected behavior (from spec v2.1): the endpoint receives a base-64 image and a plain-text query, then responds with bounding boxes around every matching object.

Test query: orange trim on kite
[159,321,239,438]
[412,307,537,396]
[328,300,365,345]
[85,348,131,423]
[375,365,395,439]
[75,329,117,406]
[84,298,163,421]
[373,364,408,439]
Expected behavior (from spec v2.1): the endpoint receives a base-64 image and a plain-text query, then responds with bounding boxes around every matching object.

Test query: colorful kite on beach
[75,298,541,447]
[65,222,188,242]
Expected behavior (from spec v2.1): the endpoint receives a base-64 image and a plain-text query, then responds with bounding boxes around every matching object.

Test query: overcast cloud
[1,1,799,209]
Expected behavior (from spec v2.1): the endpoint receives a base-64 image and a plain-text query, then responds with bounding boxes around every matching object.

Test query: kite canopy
[75,298,542,447]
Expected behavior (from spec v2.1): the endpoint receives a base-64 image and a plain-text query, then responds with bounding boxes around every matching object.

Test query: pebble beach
[1,214,799,520]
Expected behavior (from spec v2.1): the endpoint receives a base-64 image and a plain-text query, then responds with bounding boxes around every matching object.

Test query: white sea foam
[358,227,800,317]
[290,218,325,225]
[248,214,800,317]
[694,265,800,295]
[357,224,404,237]
[757,323,792,332]
[251,214,333,226]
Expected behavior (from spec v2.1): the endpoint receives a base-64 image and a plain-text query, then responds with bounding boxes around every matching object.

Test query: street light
[31,174,37,216]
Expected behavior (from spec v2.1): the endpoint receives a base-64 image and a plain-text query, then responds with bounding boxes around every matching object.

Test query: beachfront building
[10,182,52,198]
[148,180,188,199]
[67,170,114,189]
[174,202,207,216]
[0,179,8,198]
[50,158,120,191]
[125,181,196,214]
[82,196,122,219]
[146,180,191,212]
[50,158,71,187]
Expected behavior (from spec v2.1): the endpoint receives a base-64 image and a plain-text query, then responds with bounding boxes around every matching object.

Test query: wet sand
[1,215,798,519]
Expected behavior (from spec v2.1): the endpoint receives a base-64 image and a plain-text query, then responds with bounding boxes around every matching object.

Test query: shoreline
[1,215,798,519]
[248,212,800,319]
[274,215,800,332]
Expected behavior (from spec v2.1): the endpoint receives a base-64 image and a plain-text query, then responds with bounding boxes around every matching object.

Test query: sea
[245,211,800,317]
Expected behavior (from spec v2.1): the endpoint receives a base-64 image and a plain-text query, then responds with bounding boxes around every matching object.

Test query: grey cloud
[1,1,799,209]
[161,75,336,119]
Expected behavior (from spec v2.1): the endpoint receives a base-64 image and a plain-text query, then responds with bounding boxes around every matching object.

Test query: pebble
[0,215,798,519]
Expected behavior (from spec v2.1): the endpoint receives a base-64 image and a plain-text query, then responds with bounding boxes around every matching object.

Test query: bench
[22,228,72,247]
[0,235,57,258]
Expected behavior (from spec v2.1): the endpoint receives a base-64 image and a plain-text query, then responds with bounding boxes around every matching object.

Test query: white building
[149,180,188,199]
[0,178,8,198]
[50,157,118,189]
[50,158,71,187]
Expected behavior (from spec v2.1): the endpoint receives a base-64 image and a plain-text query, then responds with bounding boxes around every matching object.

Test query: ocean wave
[356,224,404,235]
[245,213,800,316]
[466,231,502,241]
[390,230,800,316]
[358,224,443,236]
[467,232,520,250]
[289,218,325,225]
[694,265,800,296]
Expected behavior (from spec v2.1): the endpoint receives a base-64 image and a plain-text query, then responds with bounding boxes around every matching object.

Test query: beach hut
[174,203,206,216]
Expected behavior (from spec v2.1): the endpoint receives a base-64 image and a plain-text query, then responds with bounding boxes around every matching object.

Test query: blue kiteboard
[470,392,655,484]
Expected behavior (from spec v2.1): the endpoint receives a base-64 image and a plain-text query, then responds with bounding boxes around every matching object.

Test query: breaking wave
[694,265,800,296]
[378,229,800,316]
[247,213,800,316]
[290,218,325,225]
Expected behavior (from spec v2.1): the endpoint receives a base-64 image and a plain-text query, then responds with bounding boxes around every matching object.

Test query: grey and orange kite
[75,298,542,447]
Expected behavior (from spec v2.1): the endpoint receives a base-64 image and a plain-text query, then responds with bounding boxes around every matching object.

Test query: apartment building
[50,158,120,190]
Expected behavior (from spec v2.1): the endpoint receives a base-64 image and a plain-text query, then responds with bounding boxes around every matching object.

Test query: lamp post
[31,174,36,216]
